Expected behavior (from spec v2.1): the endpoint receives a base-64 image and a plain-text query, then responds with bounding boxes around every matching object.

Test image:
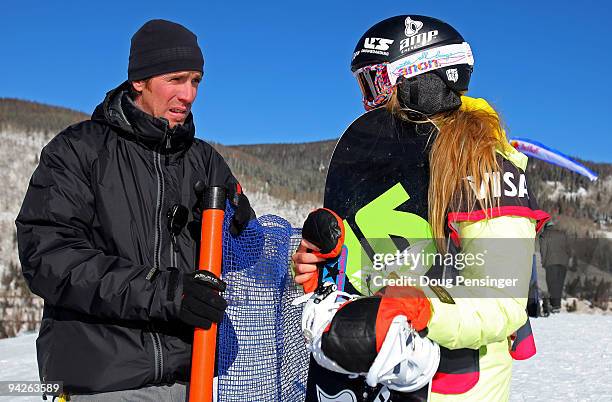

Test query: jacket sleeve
[208,148,239,188]
[424,216,536,350]
[16,133,181,322]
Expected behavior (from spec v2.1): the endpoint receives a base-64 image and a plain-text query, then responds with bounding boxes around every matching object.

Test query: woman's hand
[291,239,325,292]
[292,208,345,292]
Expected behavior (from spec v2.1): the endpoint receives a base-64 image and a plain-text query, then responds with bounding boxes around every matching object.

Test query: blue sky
[1,0,611,162]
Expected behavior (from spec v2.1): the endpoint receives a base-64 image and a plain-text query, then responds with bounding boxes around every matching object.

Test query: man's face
[132,71,202,128]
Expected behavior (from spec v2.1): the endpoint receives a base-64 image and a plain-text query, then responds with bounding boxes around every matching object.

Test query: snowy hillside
[0,313,610,401]
[544,180,589,201]
[247,191,313,228]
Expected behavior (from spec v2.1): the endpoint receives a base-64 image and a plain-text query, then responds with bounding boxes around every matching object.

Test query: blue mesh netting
[218,206,308,402]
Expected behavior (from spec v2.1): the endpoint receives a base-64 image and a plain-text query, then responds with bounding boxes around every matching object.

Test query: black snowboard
[305,108,436,402]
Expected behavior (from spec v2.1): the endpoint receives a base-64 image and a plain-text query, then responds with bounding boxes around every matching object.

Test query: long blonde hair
[386,88,503,251]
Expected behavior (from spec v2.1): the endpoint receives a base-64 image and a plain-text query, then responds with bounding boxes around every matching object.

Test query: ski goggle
[354,63,394,111]
[353,42,474,111]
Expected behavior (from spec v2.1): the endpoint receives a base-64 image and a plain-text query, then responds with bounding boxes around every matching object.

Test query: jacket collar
[460,96,527,170]
[92,81,196,152]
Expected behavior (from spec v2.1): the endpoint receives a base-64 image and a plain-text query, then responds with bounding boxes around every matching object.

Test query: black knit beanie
[128,19,204,81]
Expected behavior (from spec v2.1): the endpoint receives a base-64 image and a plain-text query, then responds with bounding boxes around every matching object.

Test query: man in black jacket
[16,19,252,400]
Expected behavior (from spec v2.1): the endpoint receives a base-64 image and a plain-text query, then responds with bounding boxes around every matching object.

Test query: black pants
[545,264,567,309]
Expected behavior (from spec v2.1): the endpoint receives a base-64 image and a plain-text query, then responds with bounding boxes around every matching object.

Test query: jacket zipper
[164,124,173,167]
[164,123,179,269]
[149,133,167,383]
[147,121,179,382]
[148,329,163,383]
[146,122,169,282]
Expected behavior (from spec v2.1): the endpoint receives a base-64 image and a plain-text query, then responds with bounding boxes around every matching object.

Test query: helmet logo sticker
[364,38,394,51]
[404,17,424,37]
[400,30,439,53]
[446,68,459,83]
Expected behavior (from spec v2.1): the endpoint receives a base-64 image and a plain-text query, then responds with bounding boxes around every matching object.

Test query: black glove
[302,208,345,259]
[193,181,254,237]
[179,271,227,329]
[227,183,253,236]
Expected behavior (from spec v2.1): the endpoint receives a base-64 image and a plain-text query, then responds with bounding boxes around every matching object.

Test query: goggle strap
[387,42,474,86]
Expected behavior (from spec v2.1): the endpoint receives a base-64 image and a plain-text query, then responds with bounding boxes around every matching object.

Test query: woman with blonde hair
[293,15,549,401]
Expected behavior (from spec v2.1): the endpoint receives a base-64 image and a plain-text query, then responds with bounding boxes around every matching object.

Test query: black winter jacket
[16,81,237,394]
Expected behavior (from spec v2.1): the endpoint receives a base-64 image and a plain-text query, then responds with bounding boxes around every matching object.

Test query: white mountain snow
[544,181,589,201]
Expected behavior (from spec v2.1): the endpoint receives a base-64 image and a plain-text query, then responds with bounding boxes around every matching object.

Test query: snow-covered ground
[510,313,612,401]
[598,230,612,239]
[0,333,39,401]
[1,313,611,401]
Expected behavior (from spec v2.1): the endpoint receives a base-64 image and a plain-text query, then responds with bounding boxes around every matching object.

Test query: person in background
[534,232,552,316]
[539,219,571,313]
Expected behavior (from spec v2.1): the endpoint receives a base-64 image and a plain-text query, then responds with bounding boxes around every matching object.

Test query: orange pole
[190,187,226,402]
